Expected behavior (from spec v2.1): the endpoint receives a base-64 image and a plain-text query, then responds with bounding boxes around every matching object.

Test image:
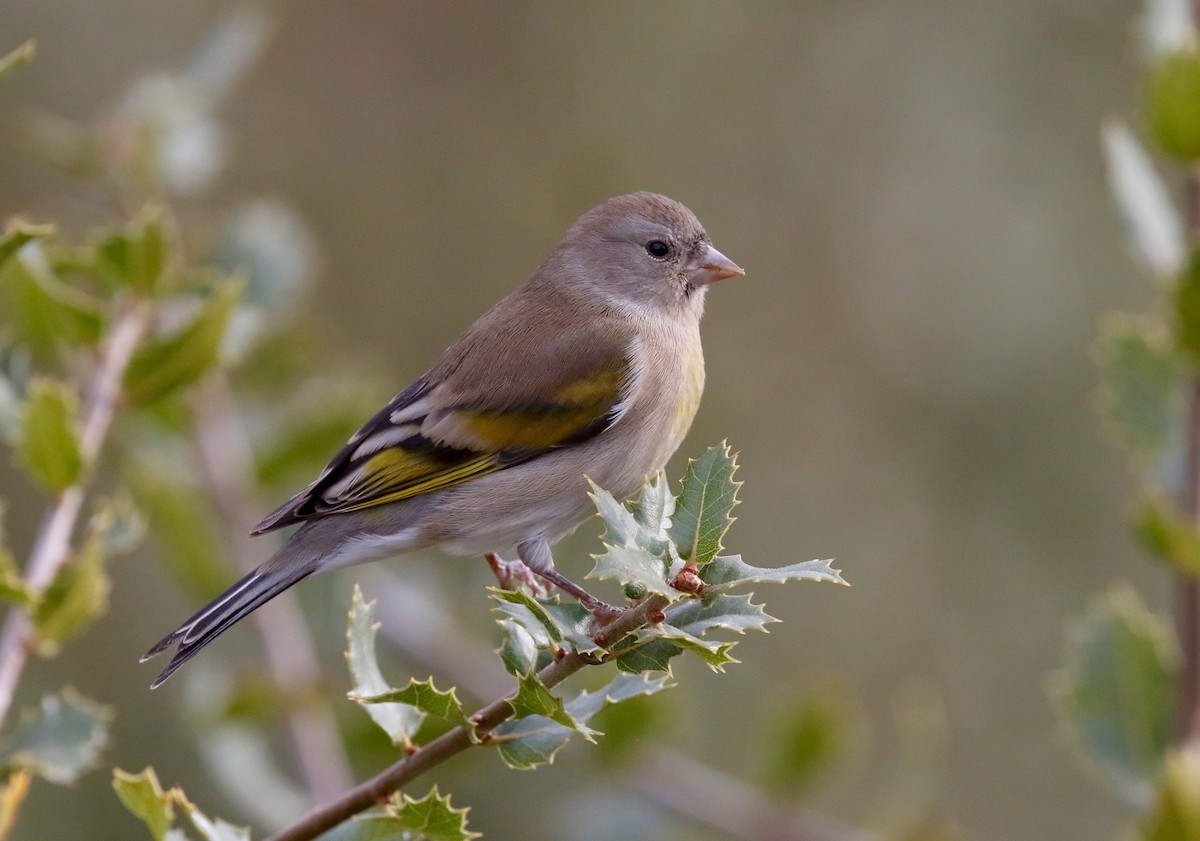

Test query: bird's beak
[689,244,744,286]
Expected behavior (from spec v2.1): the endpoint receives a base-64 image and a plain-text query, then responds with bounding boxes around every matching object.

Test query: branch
[367,569,871,841]
[0,299,152,727]
[190,376,355,804]
[263,593,670,841]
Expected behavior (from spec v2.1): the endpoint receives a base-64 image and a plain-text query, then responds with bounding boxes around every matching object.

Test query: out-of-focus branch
[263,594,671,841]
[0,299,152,727]
[368,569,871,841]
[190,375,354,803]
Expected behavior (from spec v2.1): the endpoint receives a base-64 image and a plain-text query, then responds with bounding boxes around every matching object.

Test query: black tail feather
[143,564,314,688]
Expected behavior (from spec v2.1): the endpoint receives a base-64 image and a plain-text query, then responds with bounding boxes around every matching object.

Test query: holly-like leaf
[588,544,674,597]
[1101,120,1186,277]
[0,220,53,270]
[510,673,593,739]
[352,678,472,731]
[1139,746,1200,841]
[113,767,175,841]
[93,205,175,295]
[668,442,741,565]
[614,638,684,674]
[1051,585,1177,807]
[637,623,737,671]
[702,554,847,591]
[494,673,670,770]
[1096,317,1186,456]
[496,620,538,677]
[0,40,35,81]
[1,245,105,355]
[342,786,479,841]
[346,585,423,748]
[31,510,112,655]
[0,689,110,784]
[489,588,564,647]
[15,378,83,493]
[123,278,242,405]
[666,592,776,635]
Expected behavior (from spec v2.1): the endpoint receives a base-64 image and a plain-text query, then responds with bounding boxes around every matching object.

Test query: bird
[142,191,743,688]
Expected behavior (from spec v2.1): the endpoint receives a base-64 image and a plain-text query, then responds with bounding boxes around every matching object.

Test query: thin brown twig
[263,594,671,841]
[0,298,152,728]
[190,375,355,804]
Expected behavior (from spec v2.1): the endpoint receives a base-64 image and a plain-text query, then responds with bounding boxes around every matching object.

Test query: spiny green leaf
[510,673,593,739]
[381,787,480,839]
[346,585,423,748]
[1,245,105,355]
[113,767,174,841]
[93,205,175,295]
[496,620,538,677]
[1095,317,1186,456]
[637,624,738,671]
[0,689,110,784]
[665,591,776,635]
[352,678,472,731]
[31,508,113,654]
[490,588,606,656]
[1140,746,1200,841]
[588,543,675,597]
[1050,585,1177,807]
[0,40,35,81]
[15,378,83,493]
[494,673,670,770]
[701,554,847,591]
[614,638,684,674]
[590,474,674,558]
[123,278,243,405]
[668,442,741,565]
[0,219,53,269]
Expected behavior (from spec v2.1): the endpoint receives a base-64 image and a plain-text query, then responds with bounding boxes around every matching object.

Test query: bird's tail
[141,560,315,689]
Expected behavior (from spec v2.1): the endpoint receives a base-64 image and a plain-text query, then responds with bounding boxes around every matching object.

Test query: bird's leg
[484,552,553,598]
[517,537,622,623]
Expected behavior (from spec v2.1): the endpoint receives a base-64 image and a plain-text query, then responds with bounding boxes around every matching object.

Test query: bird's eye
[645,240,671,259]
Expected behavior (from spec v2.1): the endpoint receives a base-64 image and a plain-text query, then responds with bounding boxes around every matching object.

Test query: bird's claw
[485,552,555,598]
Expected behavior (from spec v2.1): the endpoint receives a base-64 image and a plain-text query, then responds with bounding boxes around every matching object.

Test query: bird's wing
[252,307,636,534]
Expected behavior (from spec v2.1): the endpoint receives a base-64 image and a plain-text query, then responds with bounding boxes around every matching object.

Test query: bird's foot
[485,552,554,598]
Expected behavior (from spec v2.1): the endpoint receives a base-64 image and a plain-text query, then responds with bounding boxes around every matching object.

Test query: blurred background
[0,1,1160,839]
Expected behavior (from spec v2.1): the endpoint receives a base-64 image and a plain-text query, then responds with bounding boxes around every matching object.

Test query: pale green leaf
[489,588,564,645]
[495,673,670,770]
[1149,48,1200,160]
[0,689,110,784]
[510,673,592,739]
[1051,585,1177,807]
[588,543,674,596]
[346,585,423,747]
[614,638,683,674]
[15,378,83,493]
[1095,317,1185,456]
[668,442,741,565]
[1,245,105,354]
[94,205,175,295]
[637,623,737,671]
[1140,746,1200,841]
[123,279,242,405]
[1135,494,1200,576]
[496,620,537,676]
[0,40,35,81]
[666,592,776,635]
[113,767,174,841]
[339,786,479,841]
[352,677,471,730]
[702,554,847,591]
